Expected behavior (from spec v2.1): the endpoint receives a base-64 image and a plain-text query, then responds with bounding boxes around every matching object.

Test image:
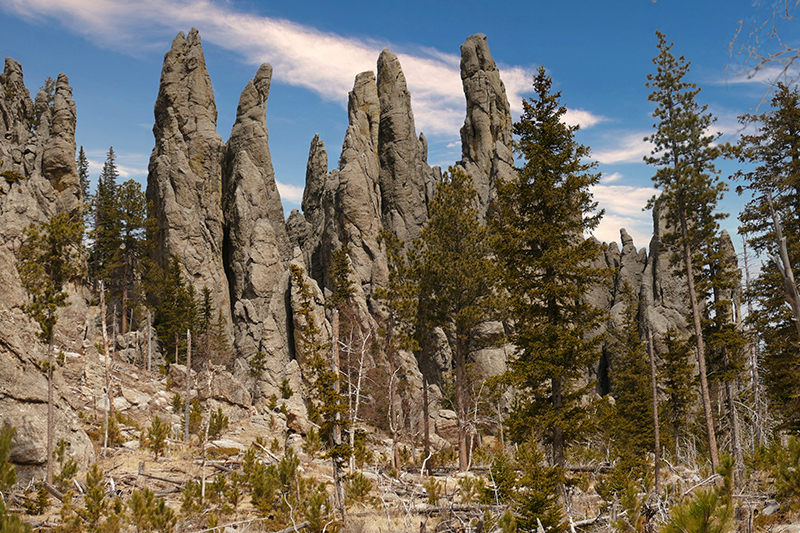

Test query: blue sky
[0,0,794,251]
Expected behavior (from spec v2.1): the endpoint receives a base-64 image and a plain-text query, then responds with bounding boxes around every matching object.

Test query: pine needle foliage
[644,30,726,469]
[492,65,607,466]
[413,166,498,470]
[606,283,654,474]
[17,212,83,346]
[290,264,350,465]
[733,83,800,431]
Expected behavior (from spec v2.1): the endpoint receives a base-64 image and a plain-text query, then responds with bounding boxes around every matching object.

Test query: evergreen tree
[644,31,726,470]
[733,83,800,431]
[290,264,349,461]
[16,211,82,484]
[94,147,120,281]
[153,256,198,366]
[660,331,697,462]
[76,146,90,203]
[607,283,654,473]
[0,424,32,533]
[115,179,148,334]
[492,66,607,467]
[413,167,497,471]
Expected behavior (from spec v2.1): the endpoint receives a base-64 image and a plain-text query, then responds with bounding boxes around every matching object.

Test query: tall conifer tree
[645,32,726,470]
[492,66,607,467]
[414,167,497,471]
[734,83,800,430]
[17,212,83,483]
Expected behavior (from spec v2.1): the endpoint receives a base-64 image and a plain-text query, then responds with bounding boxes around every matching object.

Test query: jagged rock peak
[225,61,290,261]
[457,33,515,217]
[376,49,433,244]
[44,73,80,212]
[146,28,230,335]
[348,71,380,151]
[0,58,34,138]
[154,28,219,142]
[302,134,328,218]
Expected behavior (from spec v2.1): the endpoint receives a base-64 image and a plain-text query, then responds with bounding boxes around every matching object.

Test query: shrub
[346,472,373,504]
[146,416,170,459]
[423,477,442,506]
[208,407,229,440]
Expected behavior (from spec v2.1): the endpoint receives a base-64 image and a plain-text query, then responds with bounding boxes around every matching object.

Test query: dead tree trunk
[649,331,661,495]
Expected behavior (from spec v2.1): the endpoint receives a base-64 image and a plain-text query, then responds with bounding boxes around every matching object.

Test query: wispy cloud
[85,151,148,180]
[0,0,541,138]
[276,180,304,205]
[589,183,657,247]
[592,132,653,164]
[564,108,606,129]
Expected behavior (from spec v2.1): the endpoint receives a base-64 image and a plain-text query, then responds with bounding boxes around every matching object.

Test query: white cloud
[603,172,623,183]
[592,132,653,164]
[588,183,657,247]
[277,179,304,205]
[722,64,800,85]
[563,108,606,129]
[85,151,148,181]
[0,0,539,138]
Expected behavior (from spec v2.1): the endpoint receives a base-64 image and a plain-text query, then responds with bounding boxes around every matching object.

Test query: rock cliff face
[456,34,516,217]
[146,29,232,335]
[223,63,292,365]
[0,58,94,477]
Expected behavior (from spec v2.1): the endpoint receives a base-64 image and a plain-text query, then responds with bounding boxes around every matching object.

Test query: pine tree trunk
[456,336,469,472]
[649,332,661,494]
[679,211,720,471]
[46,331,54,485]
[185,329,191,442]
[552,377,564,467]
[121,258,128,335]
[331,310,346,520]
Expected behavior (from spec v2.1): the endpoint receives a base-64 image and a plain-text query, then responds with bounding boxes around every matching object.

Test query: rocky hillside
[0,28,741,478]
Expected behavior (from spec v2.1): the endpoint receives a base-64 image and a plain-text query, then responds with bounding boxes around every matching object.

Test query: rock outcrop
[146,29,232,335]
[223,63,292,364]
[456,34,515,217]
[0,57,94,477]
[377,50,436,244]
[0,27,745,470]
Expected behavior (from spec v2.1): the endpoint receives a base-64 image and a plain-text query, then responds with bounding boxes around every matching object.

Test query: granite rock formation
[0,58,94,476]
[146,28,232,335]
[456,33,516,218]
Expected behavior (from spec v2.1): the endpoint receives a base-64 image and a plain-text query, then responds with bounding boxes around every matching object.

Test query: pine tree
[733,83,800,431]
[94,147,120,282]
[0,424,30,532]
[645,31,726,470]
[660,331,697,462]
[414,167,497,471]
[153,256,198,366]
[492,66,607,467]
[290,263,349,517]
[17,212,82,484]
[607,282,654,474]
[76,146,90,203]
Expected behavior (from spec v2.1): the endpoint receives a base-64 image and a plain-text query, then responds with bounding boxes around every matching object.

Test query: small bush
[346,472,373,504]
[208,407,229,440]
[423,477,442,505]
[280,379,293,399]
[303,427,324,457]
[145,416,170,459]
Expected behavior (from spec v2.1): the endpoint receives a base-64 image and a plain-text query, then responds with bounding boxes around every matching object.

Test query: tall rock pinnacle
[377,49,435,244]
[456,34,515,217]
[146,28,231,332]
[223,62,292,359]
